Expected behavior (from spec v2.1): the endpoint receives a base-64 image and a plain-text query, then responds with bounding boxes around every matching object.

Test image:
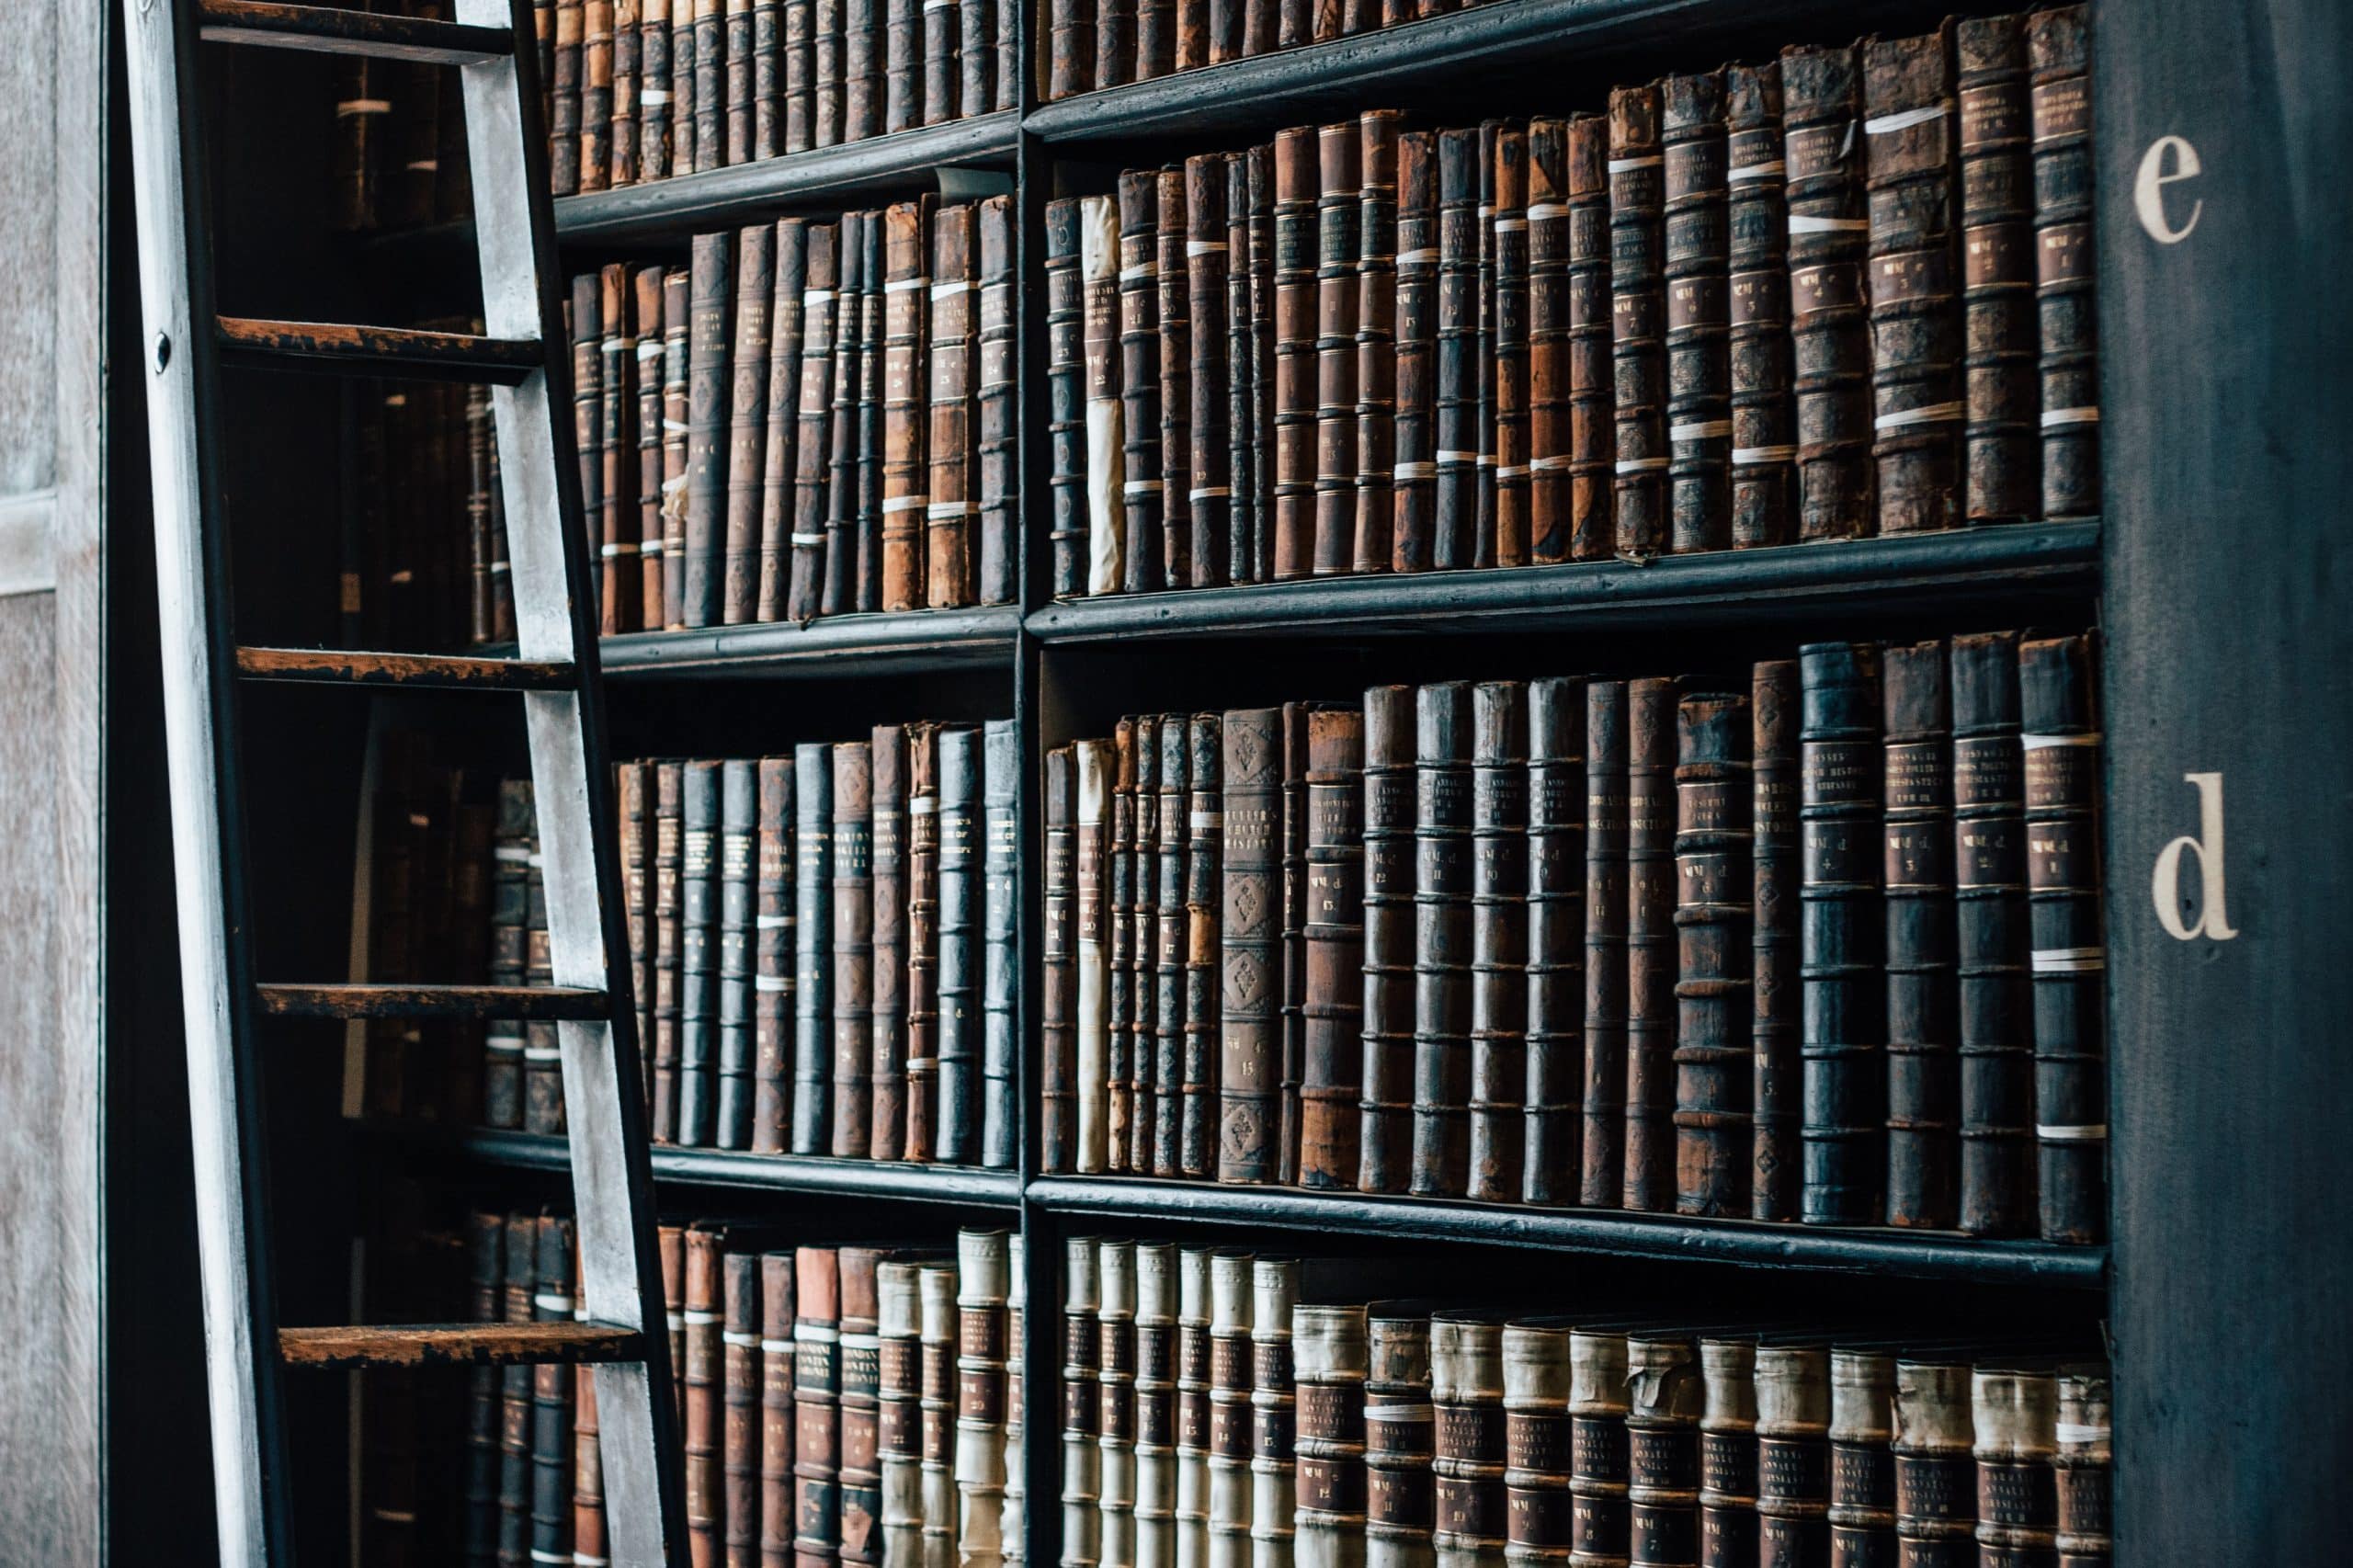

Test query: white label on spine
[663,418,691,434]
[2020,732,2104,749]
[756,915,795,930]
[1873,402,1964,431]
[524,1046,561,1062]
[1392,462,1436,481]
[684,1310,721,1326]
[600,543,639,558]
[639,541,664,557]
[535,1293,576,1314]
[1124,480,1165,496]
[756,976,790,993]
[638,340,664,361]
[667,1312,687,1330]
[910,797,938,814]
[1186,241,1229,256]
[1615,456,1670,473]
[931,279,971,301]
[1525,202,1569,221]
[2032,947,2108,972]
[1396,247,1438,265]
[2036,1123,2109,1141]
[1528,454,1574,472]
[1189,811,1223,833]
[1436,449,1476,465]
[802,288,836,306]
[1866,101,1953,136]
[790,531,828,546]
[1361,1403,1436,1420]
[1670,419,1733,441]
[1496,464,1529,480]
[885,278,931,294]
[2056,1422,2111,1443]
[725,1331,761,1347]
[1727,160,1786,182]
[1607,155,1663,173]
[2041,405,2101,426]
[1120,263,1159,283]
[798,1324,841,1343]
[1493,217,1528,233]
[486,1036,524,1054]
[844,1333,882,1350]
[1733,445,1799,465]
[641,89,672,106]
[762,1337,796,1354]
[882,495,931,514]
[928,501,980,518]
[1789,214,1869,234]
[1188,486,1233,502]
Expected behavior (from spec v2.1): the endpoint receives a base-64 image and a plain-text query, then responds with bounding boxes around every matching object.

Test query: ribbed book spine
[1432,1313,1506,1568]
[926,202,979,613]
[938,726,983,1164]
[464,1215,504,1562]
[1391,131,1438,574]
[1177,1250,1214,1568]
[1563,115,1613,561]
[787,225,838,623]
[720,759,759,1147]
[532,1219,577,1568]
[576,1252,608,1566]
[1525,120,1571,563]
[1663,71,1731,553]
[1110,722,1141,1174]
[1120,174,1168,595]
[1281,703,1312,1187]
[856,218,887,611]
[1608,86,1667,557]
[1082,196,1129,595]
[601,263,642,631]
[1625,1333,1701,1568]
[1410,683,1474,1198]
[686,233,733,627]
[1956,17,2037,524]
[1007,1238,1030,1568]
[1251,1260,1301,1568]
[664,267,695,625]
[686,1227,726,1561]
[1565,1334,1627,1568]
[763,1254,799,1568]
[960,1231,1013,1568]
[1500,1322,1570,1568]
[1726,61,1795,548]
[758,220,808,619]
[2028,6,2097,518]
[1047,199,1089,598]
[574,273,608,628]
[1228,154,1260,585]
[1365,1309,1435,1568]
[1972,1366,2060,1568]
[822,213,864,613]
[1048,0,1094,99]
[497,1213,536,1565]
[880,1262,926,1568]
[870,727,912,1161]
[840,1250,886,1568]
[1222,709,1283,1182]
[1251,150,1277,580]
[1272,128,1319,581]
[1473,122,1498,564]
[726,226,776,623]
[920,0,956,124]
[792,743,835,1155]
[1184,717,1225,1178]
[1492,125,1530,565]
[620,765,655,1125]
[1160,169,1196,591]
[1136,1245,1181,1568]
[648,769,680,1138]
[1314,122,1363,576]
[551,0,585,192]
[1799,642,1884,1225]
[1297,1304,1370,1568]
[909,724,943,1163]
[1077,739,1115,1172]
[920,1263,961,1568]
[1698,1338,1757,1568]
[1620,678,1677,1212]
[831,744,875,1156]
[1188,155,1233,587]
[1207,1254,1256,1568]
[982,720,1019,1168]
[1466,683,1529,1203]
[1043,746,1078,1173]
[1780,43,1873,541]
[1883,640,1959,1228]
[1100,1241,1141,1568]
[1950,630,2031,1234]
[1827,1347,1893,1568]
[1357,686,1415,1192]
[977,197,1018,604]
[640,0,673,178]
[1521,678,1586,1205]
[959,0,993,117]
[681,759,722,1145]
[1750,660,1801,1221]
[2053,1363,2110,1568]
[1755,1345,1831,1568]
[631,266,665,627]
[1066,1242,1105,1568]
[884,0,917,130]
[694,0,724,165]
[1156,721,1191,1177]
[793,1248,842,1568]
[1673,690,1755,1218]
[1578,682,1628,1208]
[1431,130,1477,570]
[1350,111,1402,575]
[1301,707,1367,1189]
[1891,1361,1975,1568]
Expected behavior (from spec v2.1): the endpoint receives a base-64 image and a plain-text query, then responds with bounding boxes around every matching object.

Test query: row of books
[1054,1238,2114,1568]
[1044,8,2098,598]
[1041,630,2107,1243]
[1042,0,1495,101]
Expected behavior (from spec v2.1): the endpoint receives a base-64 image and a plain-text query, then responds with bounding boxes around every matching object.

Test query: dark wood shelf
[1027,1177,2107,1287]
[597,603,1019,677]
[1028,521,2100,645]
[409,1125,1024,1206]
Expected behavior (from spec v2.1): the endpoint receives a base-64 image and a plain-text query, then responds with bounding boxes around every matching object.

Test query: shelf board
[1026,1177,2108,1287]
[597,603,1019,677]
[1027,520,2100,645]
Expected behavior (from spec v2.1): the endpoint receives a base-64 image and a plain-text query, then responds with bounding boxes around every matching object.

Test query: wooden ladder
[117,2,687,1562]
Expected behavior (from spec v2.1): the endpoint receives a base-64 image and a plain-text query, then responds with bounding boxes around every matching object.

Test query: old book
[1542,115,1609,562]
[1063,1240,1105,1568]
[1579,681,1628,1208]
[2029,6,2097,519]
[1498,1321,1570,1568]
[686,233,734,628]
[917,1263,959,1568]
[669,0,697,170]
[1175,1250,1213,1568]
[754,757,794,1149]
[870,727,911,1161]
[1130,720,1161,1175]
[462,1215,505,1560]
[1524,120,1570,562]
[792,742,835,1155]
[720,760,760,1147]
[1154,721,1191,1178]
[551,0,585,194]
[1492,125,1531,565]
[1826,1346,1896,1568]
[1098,1241,1139,1568]
[881,200,933,614]
[958,1232,1013,1568]
[728,1250,767,1564]
[637,0,672,177]
[1077,739,1115,1172]
[1465,684,1529,1203]
[1047,199,1089,598]
[1207,1253,1256,1568]
[598,265,641,632]
[1520,678,1586,1206]
[1135,0,1171,79]
[1431,1312,1506,1568]
[757,221,809,620]
[1006,1237,1029,1568]
[1663,70,1732,553]
[1313,121,1363,576]
[525,823,564,1133]
[1608,85,1669,558]
[1750,660,1801,1221]
[664,1225,688,1421]
[629,267,668,625]
[1956,17,2037,524]
[726,226,777,628]
[1431,130,1478,570]
[761,1253,799,1568]
[922,0,959,124]
[608,0,642,186]
[1951,629,2032,1235]
[1219,709,1282,1183]
[1409,683,1474,1199]
[485,785,530,1131]
[856,217,887,611]
[1780,43,1873,541]
[959,0,993,116]
[756,0,783,158]
[1296,1303,1369,1568]
[1882,641,1959,1228]
[1300,707,1366,1190]
[822,214,868,616]
[573,274,607,627]
[1047,0,1094,97]
[1366,1307,1435,1568]
[1972,1364,2059,1566]
[574,1240,607,1566]
[2053,1362,2109,1568]
[1043,746,1078,1173]
[1390,131,1438,573]
[831,743,876,1157]
[880,1261,926,1568]
[1351,110,1402,574]
[907,724,943,1163]
[1356,686,1415,1193]
[1280,709,1311,1182]
[1159,169,1196,592]
[1726,60,1795,549]
[1473,122,1498,565]
[531,1218,577,1568]
[496,1212,537,1564]
[809,0,841,146]
[2020,633,2105,1244]
[1091,0,1131,88]
[1620,678,1677,1212]
[1250,148,1278,582]
[1698,1337,1757,1568]
[1250,1261,1301,1568]
[977,198,1018,606]
[1183,717,1225,1178]
[794,1247,843,1568]
[694,0,725,165]
[686,1226,726,1560]
[1755,1343,1831,1568]
[680,760,722,1145]
[645,769,680,1138]
[938,727,983,1164]
[1226,153,1260,585]
[1117,174,1166,596]
[1134,1245,1179,1568]
[1891,1358,1974,1568]
[1799,642,1884,1226]
[1625,1330,1704,1568]
[787,224,840,622]
[1081,196,1129,596]
[1188,154,1233,588]
[1674,691,1754,1218]
[1271,127,1319,581]
[982,721,1019,1168]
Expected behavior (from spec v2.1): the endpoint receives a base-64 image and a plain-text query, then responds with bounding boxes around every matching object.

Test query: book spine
[1512,676,1586,1207]
[1697,1339,1757,1568]
[1007,1237,1030,1568]
[882,200,933,613]
[1431,130,1477,570]
[1950,630,2032,1236]
[574,274,607,628]
[720,759,759,1148]
[1155,721,1191,1177]
[810,0,842,146]
[686,1227,725,1562]
[1799,641,1885,1225]
[755,756,794,1149]
[1159,170,1196,592]
[464,1214,504,1563]
[1251,148,1277,582]
[667,0,696,170]
[640,0,673,178]
[725,231,776,631]
[1972,1367,2059,1566]
[629,267,664,627]
[959,0,992,115]
[982,720,1019,1168]
[1559,115,1613,562]
[767,1250,805,1568]
[938,726,983,1164]
[532,1219,578,1568]
[1473,122,1497,566]
[497,1213,536,1563]
[1353,110,1401,575]
[1750,659,1801,1221]
[1726,61,1795,549]
[978,198,1018,606]
[1130,719,1161,1175]
[551,0,585,194]
[1184,716,1226,1177]
[1077,739,1115,1172]
[1390,132,1437,574]
[1048,199,1089,598]
[880,1262,926,1568]
[1524,120,1570,562]
[1466,683,1529,1203]
[1296,1304,1370,1568]
[1118,175,1166,596]
[830,744,875,1156]
[788,225,839,622]
[1043,747,1078,1173]
[794,1248,843,1568]
[1780,43,1873,541]
[2021,633,2106,1244]
[1188,154,1233,589]
[759,221,809,620]
[1218,708,1282,1182]
[664,1226,688,1425]
[1136,1245,1180,1568]
[907,724,943,1162]
[527,821,566,1133]
[600,264,641,632]
[2029,6,2097,519]
[1176,1251,1213,1568]
[1065,1242,1105,1568]
[1366,1311,1435,1568]
[1251,1262,1302,1568]
[1409,683,1473,1198]
[1578,683,1627,1207]
[1608,86,1667,558]
[1500,1323,1570,1568]
[1431,1314,1505,1568]
[1620,678,1677,1211]
[1891,1362,1974,1568]
[687,233,734,628]
[870,727,911,1160]
[1271,127,1318,581]
[1956,17,2037,523]
[1314,122,1363,576]
[857,217,887,611]
[1227,154,1257,584]
[822,215,866,616]
[792,743,835,1154]
[1663,71,1731,553]
[1624,1334,1700,1568]
[1301,707,1366,1189]
[756,0,783,158]
[695,0,726,165]
[923,0,958,124]
[646,770,680,1138]
[1208,1254,1257,1568]
[1082,196,1130,596]
[1048,0,1094,98]
[680,760,722,1145]
[960,1232,1013,1568]
[1356,686,1415,1194]
[1673,690,1755,1218]
[1882,640,1959,1228]
[1099,1242,1140,1568]
[617,767,654,1122]
[728,1251,767,1565]
[1183,0,1214,67]
[915,1264,958,1568]
[2053,1364,2109,1568]
[884,0,917,148]
[1492,125,1530,565]
[1756,1345,1833,1568]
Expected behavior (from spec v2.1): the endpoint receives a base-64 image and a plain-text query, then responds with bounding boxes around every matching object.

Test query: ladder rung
[198,0,513,63]
[216,317,544,384]
[279,1322,644,1370]
[256,983,610,1020]
[235,646,576,690]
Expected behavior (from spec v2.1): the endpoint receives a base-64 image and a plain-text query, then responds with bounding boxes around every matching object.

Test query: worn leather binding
[551,0,585,194]
[822,214,868,616]
[1473,122,1499,564]
[645,769,680,1138]
[908,723,944,1164]
[1134,0,1170,81]
[685,1226,726,1560]
[761,1253,799,1568]
[961,0,995,115]
[756,222,809,619]
[792,742,835,1154]
[1184,716,1226,1178]
[958,1231,1013,1568]
[1282,709,1312,1186]
[841,1250,890,1568]
[531,1218,578,1568]
[1299,707,1367,1189]
[857,217,889,612]
[1827,1346,1895,1568]
[723,230,776,621]
[693,0,726,165]
[2028,6,2097,519]
[619,765,655,1123]
[1881,641,1959,1228]
[1755,1344,1831,1568]
[685,237,735,626]
[1200,0,1234,63]
[1348,111,1402,575]
[977,198,1018,606]
[1409,683,1475,1198]
[884,0,919,130]
[1109,723,1141,1172]
[671,0,699,168]
[1099,1241,1141,1568]
[1251,148,1279,581]
[808,0,844,144]
[1155,171,1197,593]
[1134,1244,1179,1568]
[786,224,839,623]
[1176,1250,1214,1568]
[1431,1312,1506,1568]
[726,0,758,162]
[529,824,566,1134]
[1555,115,1614,562]
[720,759,760,1147]
[918,1261,960,1568]
[1228,153,1262,585]
[1125,717,1158,1169]
[1043,746,1079,1174]
[586,0,620,189]
[881,200,933,614]
[1252,1260,1302,1568]
[753,760,795,1138]
[1046,200,1088,599]
[1267,127,1319,581]
[938,726,983,1164]
[1366,1308,1436,1568]
[1491,125,1531,565]
[1313,122,1364,576]
[1430,130,1479,570]
[1892,1359,1974,1568]
[1077,739,1115,1172]
[1154,720,1190,1177]
[1607,86,1669,558]
[1119,174,1167,595]
[1724,62,1794,549]
[1523,121,1570,562]
[1564,1325,1630,1568]
[725,1249,762,1562]
[1673,691,1755,1217]
[1953,17,2037,524]
[981,721,1019,1168]
[1355,685,1417,1193]
[1205,1253,1256,1568]
[1517,678,1587,1205]
[1186,155,1234,588]
[1972,1365,2059,1568]
[922,0,959,125]
[574,275,607,623]
[680,759,723,1145]
[662,1224,688,1423]
[1625,1331,1705,1568]
[1498,1321,1570,1568]
[1750,660,1802,1221]
[1799,642,1885,1225]
[1007,1237,1030,1568]
[868,727,911,1161]
[1662,72,1732,554]
[1779,43,1874,541]
[1081,196,1130,596]
[639,0,673,178]
[1464,684,1530,1202]
[1620,678,1678,1211]
[1386,131,1438,573]
[599,265,642,631]
[793,1247,844,1568]
[829,743,876,1157]
[2052,1362,2109,1568]
[2020,634,2105,1244]
[495,1213,536,1562]
[1295,1303,1369,1568]
[1048,0,1095,98]
[1696,1338,1757,1568]
[1217,709,1282,1183]
[879,1261,925,1568]
[464,1214,504,1560]
[1578,682,1629,1208]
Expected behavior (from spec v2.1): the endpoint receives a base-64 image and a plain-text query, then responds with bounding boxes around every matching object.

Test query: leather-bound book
[551,0,585,194]
[918,1262,960,1568]
[628,267,666,627]
[1043,746,1078,1173]
[1047,199,1088,597]
[1280,708,1309,1184]
[1251,1260,1302,1568]
[573,274,607,625]
[2028,6,2097,519]
[831,743,876,1157]
[959,0,993,116]
[982,721,1019,1168]
[599,265,642,632]
[464,1215,504,1562]
[1882,641,1958,1228]
[1891,1359,1974,1568]
[681,759,723,1145]
[1159,170,1196,592]
[1186,155,1233,588]
[794,1247,844,1568]
[756,0,784,160]
[1301,707,1367,1189]
[1431,1312,1506,1568]
[1698,1337,1757,1568]
[908,724,943,1164]
[1749,660,1801,1221]
[528,832,565,1133]
[1955,17,2036,523]
[1389,131,1438,574]
[1048,0,1094,98]
[663,1226,688,1422]
[722,0,753,162]
[683,233,733,627]
[1780,43,1873,541]
[1353,111,1402,575]
[687,1227,727,1561]
[1520,678,1587,1206]
[640,0,673,178]
[669,0,698,169]
[1297,1302,1369,1568]
[531,1218,578,1568]
[1081,196,1130,596]
[1754,1343,1831,1568]
[2020,633,2105,1244]
[1271,127,1319,581]
[1491,125,1531,564]
[1131,719,1162,1175]
[763,1254,800,1568]
[721,759,761,1147]
[1183,716,1225,1178]
[1132,0,1167,81]
[1098,1241,1140,1568]
[1006,1237,1029,1568]
[1366,1308,1435,1568]
[1357,685,1415,1193]
[620,765,655,1119]
[757,221,809,621]
[1221,708,1283,1183]
[1608,86,1668,558]
[1409,683,1474,1198]
[1119,175,1165,595]
[1525,120,1571,563]
[1799,642,1884,1225]
[1473,122,1498,564]
[1251,147,1279,581]
[1972,1365,2059,1568]
[870,727,911,1161]
[959,1231,1014,1568]
[1726,61,1794,549]
[1226,153,1261,585]
[1566,1326,1630,1568]
[937,726,983,1164]
[977,198,1018,606]
[1562,115,1614,562]
[1135,1245,1180,1568]
[1663,71,1731,553]
[857,217,888,612]
[1154,720,1190,1177]
[881,200,933,614]
[1199,0,1233,63]
[1064,1241,1104,1568]
[1207,1253,1258,1568]
[809,0,841,146]
[1578,682,1628,1208]
[725,233,777,629]
[1620,678,1677,1211]
[880,1261,925,1568]
[1827,1346,1894,1568]
[1313,122,1364,576]
[787,224,839,623]
[822,215,867,617]
[645,769,680,1139]
[792,743,835,1154]
[1499,1321,1570,1568]
[728,1250,768,1564]
[1673,691,1754,1217]
[1624,1331,1703,1568]
[694,0,725,166]
[1430,130,1479,570]
[1176,1251,1214,1568]
[2052,1363,2109,1568]
[921,0,958,124]
[496,1213,537,1564]
[1076,739,1115,1172]
[1466,683,1529,1203]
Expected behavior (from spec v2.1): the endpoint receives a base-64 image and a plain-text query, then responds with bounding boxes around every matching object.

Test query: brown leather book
[917,1263,961,1568]
[1951,631,2033,1236]
[905,723,941,1163]
[2054,1361,2109,1568]
[694,0,726,166]
[686,233,734,628]
[649,767,682,1140]
[572,274,608,627]
[1279,703,1312,1184]
[1466,683,1529,1204]
[1750,659,1801,1221]
[1621,677,1678,1211]
[1473,121,1499,565]
[1300,707,1366,1189]
[1049,0,1095,98]
[794,1246,843,1568]
[1799,642,1885,1226]
[1228,153,1260,585]
[686,1225,727,1561]
[1955,17,2037,524]
[681,760,722,1145]
[1357,685,1415,1194]
[1972,1364,2061,1567]
[1131,719,1163,1175]
[793,744,835,1154]
[1135,0,1171,80]
[639,0,673,179]
[583,0,616,191]
[755,222,808,621]
[761,1253,799,1568]
[1366,1307,1435,1568]
[1188,155,1233,588]
[1154,719,1190,1177]
[1498,1320,1570,1568]
[551,0,585,194]
[1354,110,1403,575]
[1297,1304,1370,1568]
[1314,122,1363,576]
[1158,168,1196,591]
[976,197,1017,606]
[881,200,933,614]
[1243,0,1272,56]
[1579,681,1628,1208]
[1182,715,1223,1178]
[1095,0,1133,88]
[1390,131,1438,574]
[885,0,919,133]
[1664,70,1732,553]
[1563,114,1615,562]
[2021,633,2104,1244]
[959,0,994,117]
[968,736,1011,1167]
[846,0,883,141]
[1431,128,1478,570]
[855,216,887,612]
[877,1260,923,1567]
[725,1249,765,1563]
[1608,86,1669,558]
[1081,195,1129,596]
[1699,1336,1758,1568]
[921,0,958,124]
[1626,1330,1705,1568]
[727,224,778,625]
[831,741,876,1158]
[1432,1313,1507,1568]
[670,0,699,169]
[1522,677,1586,1206]
[837,1249,884,1567]
[755,0,783,160]
[598,264,642,632]
[627,267,665,629]
[1077,740,1113,1170]
[782,0,813,151]
[726,0,756,162]
[721,761,760,1147]
[1726,61,1795,550]
[869,726,910,1161]
[787,224,839,623]
[1250,146,1278,581]
[661,1225,688,1421]
[1108,721,1141,1172]
[2028,6,2097,519]
[1526,119,1573,562]
[1780,42,1874,541]
[755,756,795,1153]
[926,201,976,610]
[530,1217,578,1567]
[1410,682,1473,1199]
[1042,745,1078,1174]
[1219,709,1282,1182]
[1046,199,1088,598]
[1892,1358,1975,1568]
[1492,125,1531,565]
[620,763,657,1118]
[1672,691,1754,1218]
[1199,0,1233,63]
[822,213,867,616]
[1756,1343,1833,1568]
[1883,640,1959,1229]
[1271,127,1318,581]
